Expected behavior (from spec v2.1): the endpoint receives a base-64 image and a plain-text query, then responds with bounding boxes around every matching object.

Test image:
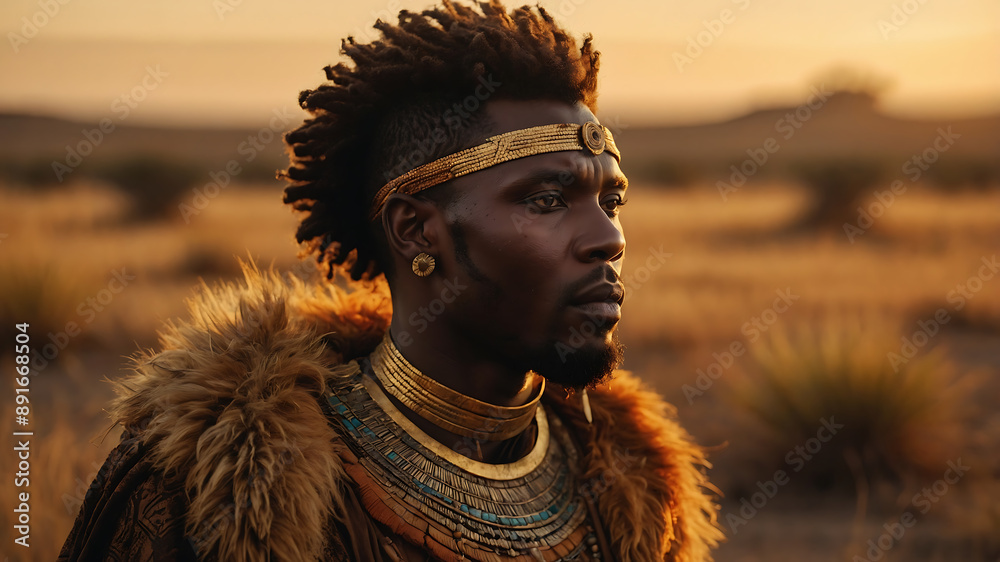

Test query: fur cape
[61,265,722,561]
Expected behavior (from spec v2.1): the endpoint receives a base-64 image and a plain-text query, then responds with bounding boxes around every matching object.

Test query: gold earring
[411,253,436,277]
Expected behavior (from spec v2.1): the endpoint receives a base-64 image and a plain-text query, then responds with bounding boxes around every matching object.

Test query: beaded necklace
[324,361,607,561]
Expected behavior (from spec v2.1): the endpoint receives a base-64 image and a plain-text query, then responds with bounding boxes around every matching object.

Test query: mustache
[556,266,622,308]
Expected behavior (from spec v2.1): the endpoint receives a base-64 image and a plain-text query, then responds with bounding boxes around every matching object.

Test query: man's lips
[571,283,625,307]
[569,283,625,322]
[571,301,621,321]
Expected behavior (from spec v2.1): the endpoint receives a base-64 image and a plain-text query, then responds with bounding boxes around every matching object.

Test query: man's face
[436,99,627,389]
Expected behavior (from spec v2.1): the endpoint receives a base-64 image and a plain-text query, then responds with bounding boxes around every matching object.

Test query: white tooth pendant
[582,388,593,424]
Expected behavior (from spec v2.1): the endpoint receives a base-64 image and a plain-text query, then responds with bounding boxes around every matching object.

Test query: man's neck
[386,319,536,407]
[378,319,539,463]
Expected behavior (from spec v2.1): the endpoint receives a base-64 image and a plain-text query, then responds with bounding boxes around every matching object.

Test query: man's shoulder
[92,265,389,561]
[547,369,695,456]
[61,424,355,562]
[545,371,725,561]
[59,429,198,561]
[108,263,390,474]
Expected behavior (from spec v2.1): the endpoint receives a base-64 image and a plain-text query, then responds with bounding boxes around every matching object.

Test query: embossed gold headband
[368,121,620,220]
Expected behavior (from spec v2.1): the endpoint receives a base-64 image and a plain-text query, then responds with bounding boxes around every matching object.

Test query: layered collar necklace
[323,358,610,561]
[369,333,546,442]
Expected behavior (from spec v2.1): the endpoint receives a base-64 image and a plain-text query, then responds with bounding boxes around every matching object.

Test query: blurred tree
[94,156,202,223]
[788,159,884,233]
[811,64,894,99]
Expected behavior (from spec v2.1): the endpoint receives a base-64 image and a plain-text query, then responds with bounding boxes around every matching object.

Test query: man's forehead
[483,99,601,136]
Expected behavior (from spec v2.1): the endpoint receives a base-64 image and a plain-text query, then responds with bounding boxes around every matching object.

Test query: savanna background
[1,0,998,560]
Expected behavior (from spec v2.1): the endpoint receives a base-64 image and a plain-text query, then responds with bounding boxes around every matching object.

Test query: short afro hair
[282,0,600,280]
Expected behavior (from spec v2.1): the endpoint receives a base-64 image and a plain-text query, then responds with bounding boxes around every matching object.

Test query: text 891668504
[13,322,33,549]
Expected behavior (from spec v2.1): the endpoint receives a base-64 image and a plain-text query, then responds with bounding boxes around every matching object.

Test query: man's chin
[531,334,625,390]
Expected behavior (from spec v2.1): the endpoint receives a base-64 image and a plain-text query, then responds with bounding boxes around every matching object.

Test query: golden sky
[1,0,998,127]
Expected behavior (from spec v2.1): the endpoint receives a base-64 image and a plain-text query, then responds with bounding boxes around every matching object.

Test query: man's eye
[526,193,564,210]
[602,195,628,216]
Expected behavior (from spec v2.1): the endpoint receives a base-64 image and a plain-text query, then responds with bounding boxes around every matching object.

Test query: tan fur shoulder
[109,263,390,561]
[546,372,724,562]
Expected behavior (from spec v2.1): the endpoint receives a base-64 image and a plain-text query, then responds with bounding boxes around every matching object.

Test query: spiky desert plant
[729,318,979,492]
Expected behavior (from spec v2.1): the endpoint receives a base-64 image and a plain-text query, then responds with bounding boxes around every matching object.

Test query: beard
[528,330,625,390]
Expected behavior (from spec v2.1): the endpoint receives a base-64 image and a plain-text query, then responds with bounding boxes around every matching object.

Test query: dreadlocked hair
[282,0,601,281]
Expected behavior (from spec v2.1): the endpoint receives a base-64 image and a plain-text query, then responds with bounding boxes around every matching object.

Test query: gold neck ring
[369,333,545,441]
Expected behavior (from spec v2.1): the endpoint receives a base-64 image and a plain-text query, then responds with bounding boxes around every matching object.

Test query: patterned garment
[57,430,197,561]
[323,360,610,561]
[57,429,354,562]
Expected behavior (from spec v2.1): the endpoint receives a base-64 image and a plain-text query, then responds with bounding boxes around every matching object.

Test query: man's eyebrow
[607,175,629,191]
[501,170,576,191]
[503,170,629,192]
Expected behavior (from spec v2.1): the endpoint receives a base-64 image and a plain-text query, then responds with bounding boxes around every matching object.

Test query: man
[60,1,722,560]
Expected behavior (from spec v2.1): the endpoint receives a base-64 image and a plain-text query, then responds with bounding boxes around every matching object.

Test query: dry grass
[1,179,998,560]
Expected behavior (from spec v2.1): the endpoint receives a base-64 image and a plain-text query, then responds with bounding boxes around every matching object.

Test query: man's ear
[381,193,443,261]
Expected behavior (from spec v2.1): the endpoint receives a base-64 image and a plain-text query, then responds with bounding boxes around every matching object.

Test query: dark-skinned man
[60,2,722,561]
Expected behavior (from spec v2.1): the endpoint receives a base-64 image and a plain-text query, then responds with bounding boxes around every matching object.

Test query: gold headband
[369,121,620,220]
